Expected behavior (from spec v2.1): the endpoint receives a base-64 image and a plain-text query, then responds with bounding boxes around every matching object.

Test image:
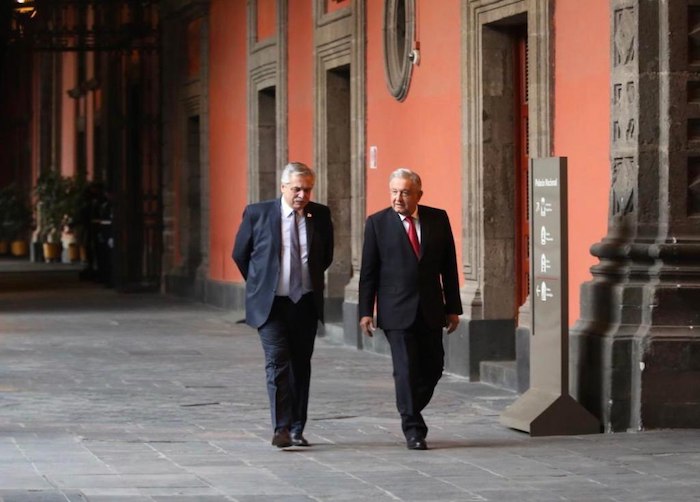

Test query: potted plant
[0,187,10,254]
[0,184,32,256]
[62,176,87,262]
[34,171,71,262]
[34,172,89,262]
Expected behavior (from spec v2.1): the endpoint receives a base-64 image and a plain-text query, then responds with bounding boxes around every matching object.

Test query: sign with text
[500,157,598,436]
[530,157,568,393]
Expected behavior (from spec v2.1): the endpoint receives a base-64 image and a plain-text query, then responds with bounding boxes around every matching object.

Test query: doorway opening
[514,27,529,312]
[481,15,528,322]
[257,86,277,201]
[186,115,202,277]
[324,64,351,322]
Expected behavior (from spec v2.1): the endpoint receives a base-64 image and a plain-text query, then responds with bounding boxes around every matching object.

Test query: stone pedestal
[571,0,700,431]
[444,319,515,381]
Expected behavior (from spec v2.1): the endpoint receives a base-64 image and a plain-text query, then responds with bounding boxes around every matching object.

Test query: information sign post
[500,157,600,436]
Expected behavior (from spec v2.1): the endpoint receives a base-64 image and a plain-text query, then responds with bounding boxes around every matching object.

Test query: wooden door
[514,32,529,309]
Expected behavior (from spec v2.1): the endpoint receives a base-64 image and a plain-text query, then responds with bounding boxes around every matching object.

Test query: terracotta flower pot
[43,242,62,262]
[0,240,8,255]
[10,240,28,257]
[67,243,80,262]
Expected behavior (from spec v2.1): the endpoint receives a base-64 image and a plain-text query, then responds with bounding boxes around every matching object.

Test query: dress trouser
[384,313,444,439]
[258,293,317,434]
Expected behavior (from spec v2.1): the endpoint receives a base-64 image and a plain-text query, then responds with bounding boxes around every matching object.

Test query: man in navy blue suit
[359,168,462,450]
[233,162,334,448]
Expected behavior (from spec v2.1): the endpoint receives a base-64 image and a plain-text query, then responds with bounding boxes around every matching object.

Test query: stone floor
[1,259,700,501]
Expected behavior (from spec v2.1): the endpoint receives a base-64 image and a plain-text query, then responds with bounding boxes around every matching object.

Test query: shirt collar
[399,208,419,221]
[280,197,295,218]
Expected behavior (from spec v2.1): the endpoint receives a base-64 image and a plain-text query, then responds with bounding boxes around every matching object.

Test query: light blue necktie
[289,212,303,303]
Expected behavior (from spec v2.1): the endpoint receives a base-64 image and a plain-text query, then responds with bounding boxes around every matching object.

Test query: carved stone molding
[313,0,365,245]
[609,3,638,224]
[314,0,352,27]
[383,0,415,101]
[572,0,700,432]
[247,0,288,203]
[312,0,366,326]
[462,0,553,319]
[161,0,211,294]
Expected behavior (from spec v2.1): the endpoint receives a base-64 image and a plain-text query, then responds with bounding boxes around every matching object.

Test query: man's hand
[446,314,460,334]
[360,316,376,337]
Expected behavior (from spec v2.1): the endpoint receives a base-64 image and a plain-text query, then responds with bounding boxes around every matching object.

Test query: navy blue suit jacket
[359,205,462,330]
[232,199,334,328]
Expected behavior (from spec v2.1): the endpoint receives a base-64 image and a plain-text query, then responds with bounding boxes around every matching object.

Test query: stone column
[571,0,700,431]
[196,4,211,299]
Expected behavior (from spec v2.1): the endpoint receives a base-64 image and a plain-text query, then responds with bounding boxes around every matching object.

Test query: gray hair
[281,162,315,183]
[389,168,422,191]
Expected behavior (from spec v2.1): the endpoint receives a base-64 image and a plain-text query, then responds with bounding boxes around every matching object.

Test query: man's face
[390,176,422,216]
[281,174,314,212]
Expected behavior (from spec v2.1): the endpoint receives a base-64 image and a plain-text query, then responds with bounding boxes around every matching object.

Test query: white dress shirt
[399,209,422,243]
[277,197,312,297]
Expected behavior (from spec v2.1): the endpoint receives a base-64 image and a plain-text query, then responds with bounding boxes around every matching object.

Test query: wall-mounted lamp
[67,79,100,99]
[84,78,100,91]
[67,87,85,99]
[408,41,420,66]
[14,0,35,15]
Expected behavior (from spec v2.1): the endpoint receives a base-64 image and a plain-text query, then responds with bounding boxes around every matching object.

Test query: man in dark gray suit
[233,162,333,448]
[359,168,462,450]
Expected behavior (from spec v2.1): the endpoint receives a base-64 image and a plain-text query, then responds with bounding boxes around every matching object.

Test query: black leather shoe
[291,432,310,447]
[406,437,427,450]
[272,429,292,448]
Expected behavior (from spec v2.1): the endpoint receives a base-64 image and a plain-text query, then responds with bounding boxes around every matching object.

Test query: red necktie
[406,216,420,257]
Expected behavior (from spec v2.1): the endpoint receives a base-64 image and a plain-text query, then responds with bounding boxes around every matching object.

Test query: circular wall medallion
[383,0,415,101]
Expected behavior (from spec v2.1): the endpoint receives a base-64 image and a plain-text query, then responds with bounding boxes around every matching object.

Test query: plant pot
[10,240,28,257]
[43,242,62,262]
[79,244,88,263]
[0,240,8,255]
[67,243,80,262]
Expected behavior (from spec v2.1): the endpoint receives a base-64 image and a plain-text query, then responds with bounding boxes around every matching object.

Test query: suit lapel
[304,204,315,251]
[417,205,428,259]
[272,199,282,257]
[389,209,419,260]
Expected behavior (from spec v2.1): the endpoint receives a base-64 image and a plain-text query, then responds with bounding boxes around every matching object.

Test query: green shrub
[0,184,31,241]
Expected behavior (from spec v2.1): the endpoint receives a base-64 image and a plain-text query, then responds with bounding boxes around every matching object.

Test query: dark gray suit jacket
[359,205,462,330]
[232,199,334,328]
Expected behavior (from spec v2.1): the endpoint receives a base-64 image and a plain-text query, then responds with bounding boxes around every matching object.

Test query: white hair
[281,162,315,183]
[389,168,422,191]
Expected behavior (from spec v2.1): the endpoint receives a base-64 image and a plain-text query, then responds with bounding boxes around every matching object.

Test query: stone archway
[449,0,553,380]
